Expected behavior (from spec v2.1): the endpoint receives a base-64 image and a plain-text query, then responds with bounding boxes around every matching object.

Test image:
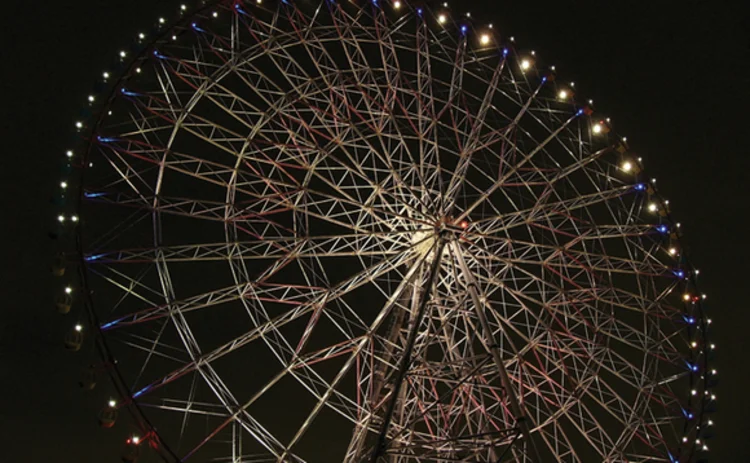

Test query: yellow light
[592,123,603,134]
[648,203,657,212]
[558,89,568,100]
[622,161,633,172]
[393,0,401,9]
[438,14,447,24]
[691,341,697,348]
[683,294,690,301]
[520,59,531,71]
[669,247,677,255]
[480,34,491,45]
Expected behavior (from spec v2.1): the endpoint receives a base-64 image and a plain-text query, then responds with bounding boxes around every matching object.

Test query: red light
[459,220,469,229]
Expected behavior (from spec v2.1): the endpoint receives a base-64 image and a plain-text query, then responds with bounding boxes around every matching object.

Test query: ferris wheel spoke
[123,244,418,405]
[85,232,410,265]
[470,184,636,236]
[456,110,581,223]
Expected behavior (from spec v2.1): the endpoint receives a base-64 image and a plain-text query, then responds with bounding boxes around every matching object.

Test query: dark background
[0,0,747,461]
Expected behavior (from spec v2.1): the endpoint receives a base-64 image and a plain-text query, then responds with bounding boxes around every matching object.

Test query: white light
[570,81,575,87]
[443,2,448,6]
[708,318,712,324]
[103,71,110,79]
[120,50,126,58]
[711,394,716,400]
[691,341,697,348]
[530,50,536,56]
[172,35,177,41]
[159,17,165,24]
[136,68,142,74]
[139,33,145,39]
[509,36,515,42]
[466,12,471,18]
[669,247,677,255]
[708,420,713,426]
[71,216,79,222]
[393,0,401,9]
[480,34,491,45]
[592,123,603,134]
[88,95,95,103]
[181,4,187,10]
[682,437,688,443]
[520,59,531,71]
[438,14,447,24]
[75,324,83,332]
[108,399,117,408]
[489,23,493,29]
[703,445,709,451]
[75,121,83,129]
[550,65,556,71]
[691,389,697,395]
[212,11,218,17]
[61,181,68,189]
[65,287,73,294]
[132,436,140,444]
[711,343,716,349]
[622,161,633,172]
[66,150,73,158]
[58,215,65,223]
[711,369,717,375]
[558,90,568,100]
[256,0,262,3]
[648,203,658,212]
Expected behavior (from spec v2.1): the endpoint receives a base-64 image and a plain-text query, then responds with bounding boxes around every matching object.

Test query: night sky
[1,0,748,461]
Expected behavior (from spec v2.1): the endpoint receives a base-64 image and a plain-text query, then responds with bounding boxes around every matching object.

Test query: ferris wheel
[51,0,717,461]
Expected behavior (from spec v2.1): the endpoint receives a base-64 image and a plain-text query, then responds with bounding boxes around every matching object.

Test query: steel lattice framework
[68,1,713,462]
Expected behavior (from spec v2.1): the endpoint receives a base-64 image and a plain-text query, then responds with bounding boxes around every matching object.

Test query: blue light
[657,225,668,234]
[675,270,685,279]
[461,25,468,34]
[541,76,548,83]
[97,136,116,143]
[503,48,509,57]
[191,23,205,32]
[85,254,104,262]
[153,49,166,59]
[132,386,150,398]
[417,8,423,15]
[101,320,118,330]
[84,192,106,198]
[635,183,646,191]
[688,412,694,420]
[120,88,137,97]
[576,109,584,116]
